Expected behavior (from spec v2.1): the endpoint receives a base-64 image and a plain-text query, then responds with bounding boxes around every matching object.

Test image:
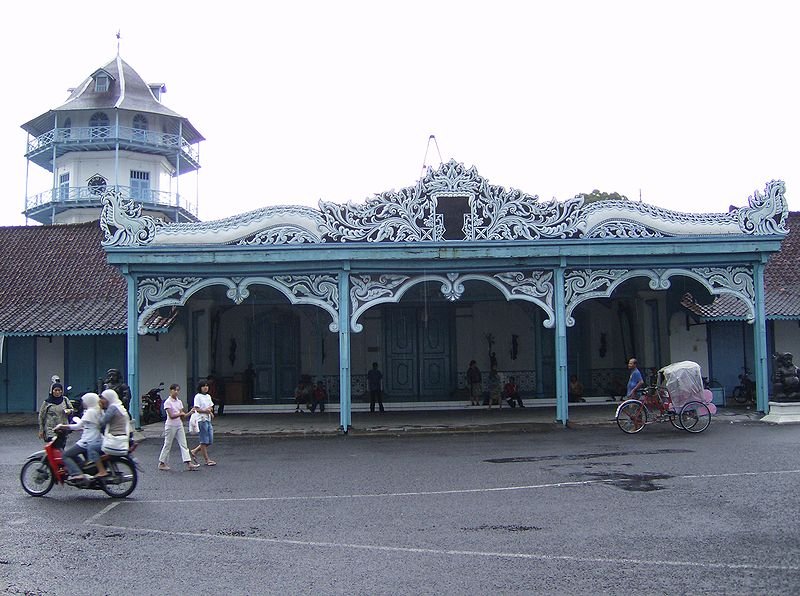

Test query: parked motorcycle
[141,382,166,424]
[63,385,85,420]
[19,430,138,498]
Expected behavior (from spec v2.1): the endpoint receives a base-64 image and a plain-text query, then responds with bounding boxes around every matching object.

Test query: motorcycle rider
[103,368,131,412]
[98,389,131,466]
[54,392,106,482]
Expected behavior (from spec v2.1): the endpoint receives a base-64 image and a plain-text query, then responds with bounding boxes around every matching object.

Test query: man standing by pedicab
[625,358,644,402]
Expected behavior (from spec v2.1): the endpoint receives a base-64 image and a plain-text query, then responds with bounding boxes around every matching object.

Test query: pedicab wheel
[616,400,647,434]
[668,410,683,430]
[20,458,55,497]
[100,458,138,498]
[679,401,711,433]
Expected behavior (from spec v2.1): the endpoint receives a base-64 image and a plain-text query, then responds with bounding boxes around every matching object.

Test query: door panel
[386,309,417,394]
[386,306,453,399]
[95,335,126,384]
[251,311,300,402]
[0,337,36,413]
[66,336,97,395]
[65,335,126,396]
[419,310,451,397]
[709,321,753,397]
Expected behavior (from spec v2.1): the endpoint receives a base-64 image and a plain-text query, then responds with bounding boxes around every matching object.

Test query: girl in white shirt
[190,381,216,466]
[55,392,106,481]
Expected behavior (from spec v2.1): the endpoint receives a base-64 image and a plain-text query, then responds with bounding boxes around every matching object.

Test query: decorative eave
[100,160,789,248]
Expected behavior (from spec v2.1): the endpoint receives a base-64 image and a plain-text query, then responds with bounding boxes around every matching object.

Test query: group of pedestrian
[466,356,645,407]
[466,360,526,408]
[158,380,217,471]
[294,375,329,413]
[38,371,218,477]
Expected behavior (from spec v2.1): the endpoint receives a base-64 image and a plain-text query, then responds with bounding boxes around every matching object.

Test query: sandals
[206,460,217,466]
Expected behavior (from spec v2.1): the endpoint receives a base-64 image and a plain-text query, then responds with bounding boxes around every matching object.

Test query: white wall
[36,336,64,398]
[138,326,188,397]
[668,312,710,372]
[773,321,800,358]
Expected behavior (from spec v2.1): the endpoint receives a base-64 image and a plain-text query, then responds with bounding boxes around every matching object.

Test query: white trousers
[159,424,191,464]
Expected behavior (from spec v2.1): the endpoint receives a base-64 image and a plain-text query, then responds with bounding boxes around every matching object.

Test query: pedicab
[615,361,716,434]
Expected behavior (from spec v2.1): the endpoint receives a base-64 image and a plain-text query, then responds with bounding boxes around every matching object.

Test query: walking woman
[38,382,73,442]
[190,381,216,466]
[158,384,199,472]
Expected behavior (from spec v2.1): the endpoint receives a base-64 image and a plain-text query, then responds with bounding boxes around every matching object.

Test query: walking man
[367,362,385,413]
[467,360,482,406]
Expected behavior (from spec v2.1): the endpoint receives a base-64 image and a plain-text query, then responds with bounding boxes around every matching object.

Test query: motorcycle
[64,386,86,420]
[19,430,138,499]
[141,382,166,424]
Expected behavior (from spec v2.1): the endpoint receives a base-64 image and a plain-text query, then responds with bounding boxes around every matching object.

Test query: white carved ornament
[564,266,755,326]
[349,271,555,332]
[136,275,340,334]
[100,162,788,247]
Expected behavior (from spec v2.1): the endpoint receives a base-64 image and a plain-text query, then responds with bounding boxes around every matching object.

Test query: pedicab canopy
[659,361,716,413]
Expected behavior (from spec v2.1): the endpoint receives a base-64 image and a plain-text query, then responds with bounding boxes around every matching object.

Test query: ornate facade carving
[100,162,788,247]
[349,271,555,332]
[349,274,411,331]
[100,189,162,246]
[564,266,755,326]
[136,274,340,334]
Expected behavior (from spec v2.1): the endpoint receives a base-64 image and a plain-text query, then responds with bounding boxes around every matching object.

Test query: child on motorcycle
[54,392,107,482]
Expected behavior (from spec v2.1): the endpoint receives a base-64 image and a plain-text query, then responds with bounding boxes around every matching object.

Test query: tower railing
[25,125,199,163]
[25,185,197,217]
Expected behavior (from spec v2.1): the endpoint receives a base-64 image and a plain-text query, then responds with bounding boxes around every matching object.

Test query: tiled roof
[55,57,183,118]
[20,56,203,143]
[0,222,127,335]
[2,212,797,336]
[682,211,800,319]
[763,211,800,318]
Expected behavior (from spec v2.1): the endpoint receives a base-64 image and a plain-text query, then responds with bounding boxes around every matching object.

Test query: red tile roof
[682,211,800,319]
[764,212,800,318]
[0,221,127,335]
[2,212,797,336]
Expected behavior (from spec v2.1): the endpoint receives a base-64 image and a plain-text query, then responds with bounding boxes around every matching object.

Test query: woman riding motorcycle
[54,392,106,482]
[99,389,131,458]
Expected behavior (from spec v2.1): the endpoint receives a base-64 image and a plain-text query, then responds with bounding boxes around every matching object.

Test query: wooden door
[251,311,300,402]
[0,336,36,413]
[386,307,453,400]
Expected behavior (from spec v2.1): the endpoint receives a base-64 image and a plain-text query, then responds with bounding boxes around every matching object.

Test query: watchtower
[21,54,203,225]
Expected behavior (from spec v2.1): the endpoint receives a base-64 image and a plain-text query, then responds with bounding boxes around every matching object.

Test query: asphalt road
[1,422,799,595]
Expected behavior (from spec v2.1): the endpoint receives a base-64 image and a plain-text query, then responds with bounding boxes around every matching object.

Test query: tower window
[89,112,109,139]
[58,172,70,201]
[130,170,150,201]
[132,114,148,141]
[95,74,109,92]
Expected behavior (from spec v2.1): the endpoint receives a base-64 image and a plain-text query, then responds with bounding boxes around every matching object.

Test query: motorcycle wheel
[100,458,138,498]
[20,458,55,497]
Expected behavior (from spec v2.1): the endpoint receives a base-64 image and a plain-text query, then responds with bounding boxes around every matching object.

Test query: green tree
[579,189,629,204]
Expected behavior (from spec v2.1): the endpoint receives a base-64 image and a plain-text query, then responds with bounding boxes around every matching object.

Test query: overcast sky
[2,0,797,226]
